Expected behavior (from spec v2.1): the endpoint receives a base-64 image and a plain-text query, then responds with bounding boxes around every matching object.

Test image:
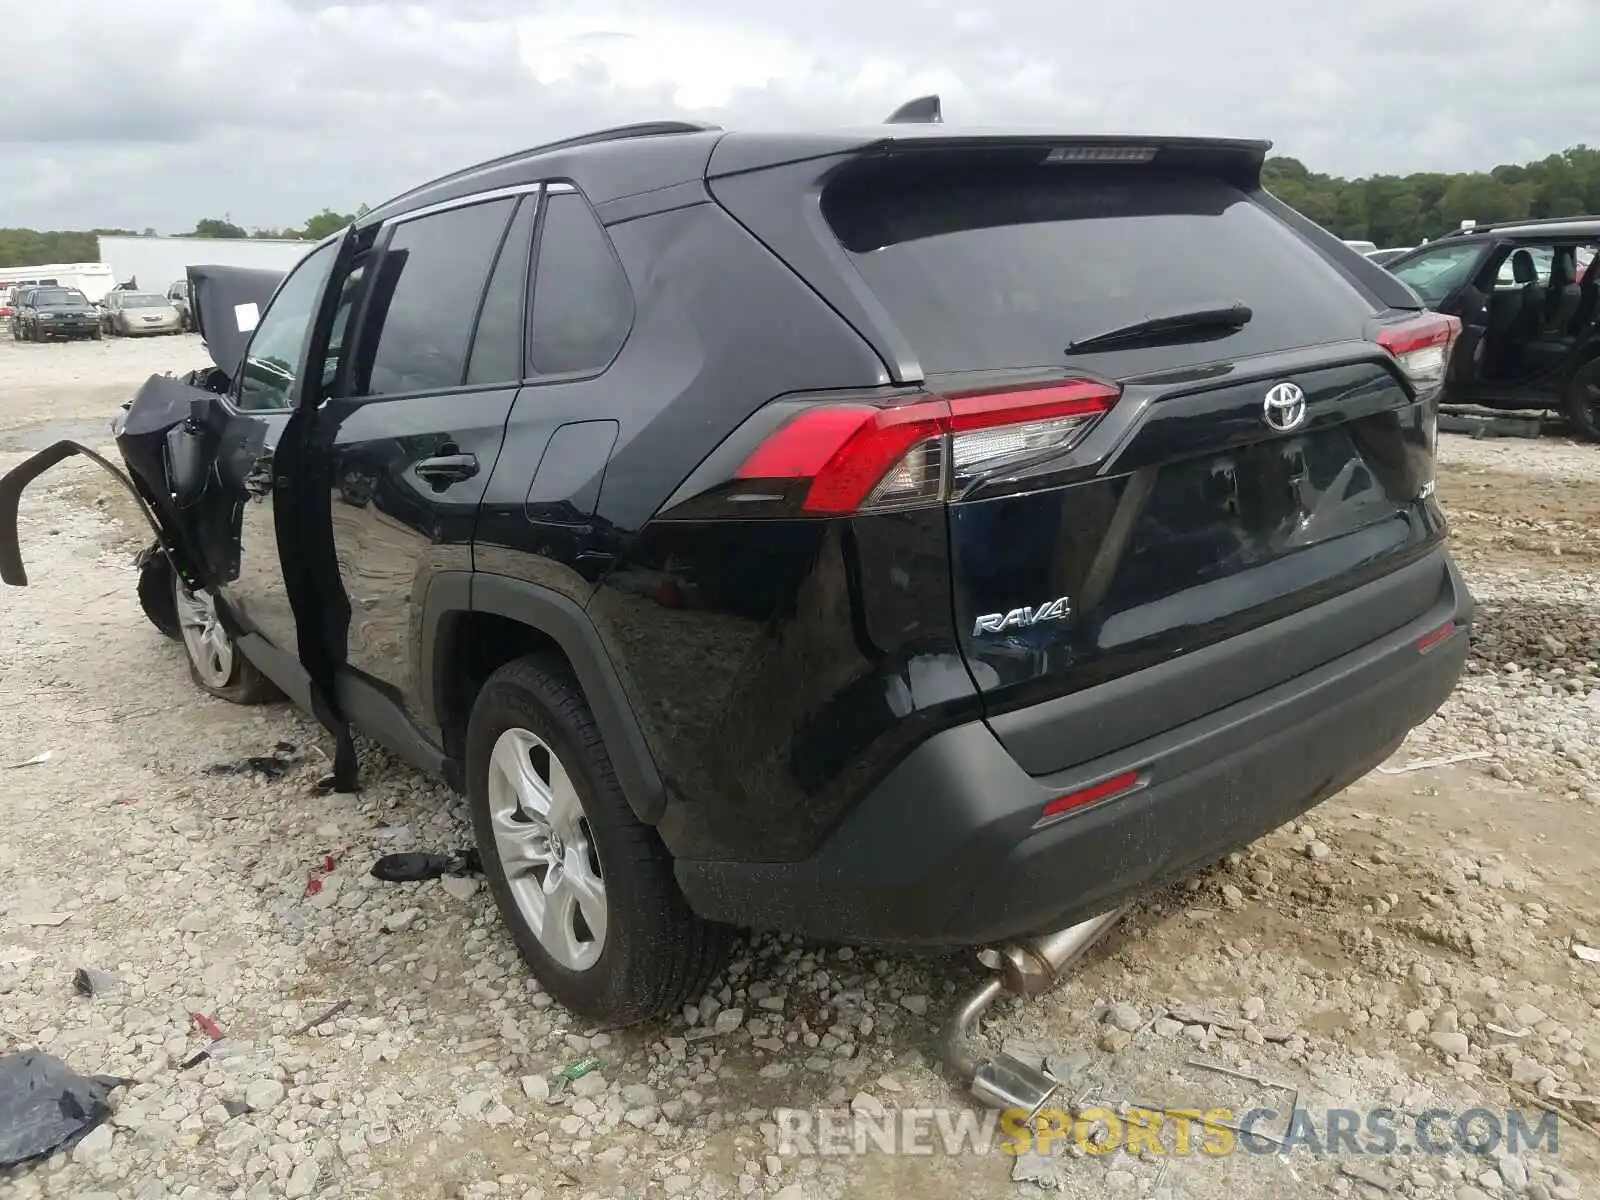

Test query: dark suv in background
[14,285,102,341]
[2,113,1472,1025]
[1385,217,1600,437]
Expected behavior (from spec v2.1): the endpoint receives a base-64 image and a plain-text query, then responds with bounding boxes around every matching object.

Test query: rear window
[822,162,1376,374]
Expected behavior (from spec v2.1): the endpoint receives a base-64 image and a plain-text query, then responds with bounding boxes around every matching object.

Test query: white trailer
[0,262,117,304]
[96,235,314,296]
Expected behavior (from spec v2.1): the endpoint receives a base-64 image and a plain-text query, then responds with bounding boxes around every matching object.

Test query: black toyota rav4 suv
[1,116,1472,1025]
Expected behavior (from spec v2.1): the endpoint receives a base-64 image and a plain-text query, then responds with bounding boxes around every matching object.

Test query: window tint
[1389,243,1487,305]
[236,239,339,413]
[821,163,1379,374]
[466,196,536,385]
[363,198,515,396]
[529,192,633,376]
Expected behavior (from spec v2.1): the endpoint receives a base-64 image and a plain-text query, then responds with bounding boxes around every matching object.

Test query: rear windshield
[822,162,1376,374]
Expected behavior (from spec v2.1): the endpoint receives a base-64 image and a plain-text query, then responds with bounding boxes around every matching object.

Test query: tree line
[4,143,1600,268]
[1265,145,1600,247]
[0,206,367,268]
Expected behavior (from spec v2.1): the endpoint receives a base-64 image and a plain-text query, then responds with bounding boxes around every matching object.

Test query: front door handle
[415,453,479,485]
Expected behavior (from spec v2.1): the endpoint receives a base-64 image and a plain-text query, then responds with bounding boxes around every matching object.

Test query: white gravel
[1,338,1597,1199]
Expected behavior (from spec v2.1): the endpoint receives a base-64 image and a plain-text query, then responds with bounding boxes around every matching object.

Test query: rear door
[307,188,536,742]
[714,144,1454,775]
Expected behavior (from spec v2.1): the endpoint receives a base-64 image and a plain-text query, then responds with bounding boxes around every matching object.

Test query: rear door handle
[415,453,479,484]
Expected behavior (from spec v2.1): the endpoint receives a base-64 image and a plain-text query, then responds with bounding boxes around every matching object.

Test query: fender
[426,572,668,825]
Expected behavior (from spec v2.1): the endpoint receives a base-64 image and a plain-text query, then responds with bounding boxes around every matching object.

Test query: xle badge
[972,596,1072,636]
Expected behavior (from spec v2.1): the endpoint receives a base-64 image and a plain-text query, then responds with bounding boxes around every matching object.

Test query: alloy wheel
[173,577,234,689]
[486,727,608,971]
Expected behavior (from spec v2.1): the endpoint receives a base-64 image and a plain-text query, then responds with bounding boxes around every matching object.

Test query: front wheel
[1563,359,1600,442]
[172,574,279,703]
[466,656,729,1025]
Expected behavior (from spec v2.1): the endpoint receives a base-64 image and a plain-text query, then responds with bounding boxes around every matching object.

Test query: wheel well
[436,610,575,761]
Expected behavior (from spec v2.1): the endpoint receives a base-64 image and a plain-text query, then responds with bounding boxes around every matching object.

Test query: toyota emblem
[1262,381,1307,432]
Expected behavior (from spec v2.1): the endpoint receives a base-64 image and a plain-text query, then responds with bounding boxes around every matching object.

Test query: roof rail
[1438,213,1600,238]
[367,120,723,218]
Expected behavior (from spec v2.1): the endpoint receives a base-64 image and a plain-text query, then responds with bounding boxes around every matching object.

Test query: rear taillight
[1377,312,1460,389]
[734,381,1118,514]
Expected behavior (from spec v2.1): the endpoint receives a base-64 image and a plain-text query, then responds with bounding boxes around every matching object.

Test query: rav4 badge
[972,596,1072,636]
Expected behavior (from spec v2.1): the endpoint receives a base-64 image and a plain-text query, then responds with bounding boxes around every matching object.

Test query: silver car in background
[103,291,184,336]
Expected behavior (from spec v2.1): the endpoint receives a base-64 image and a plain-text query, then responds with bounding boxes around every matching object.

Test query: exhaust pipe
[942,906,1129,1116]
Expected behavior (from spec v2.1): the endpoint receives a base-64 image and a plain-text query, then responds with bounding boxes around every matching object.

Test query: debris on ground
[289,998,352,1036]
[0,1050,121,1169]
[4,750,52,769]
[70,967,119,996]
[188,1011,225,1041]
[548,1056,602,1099]
[203,742,299,780]
[370,848,482,882]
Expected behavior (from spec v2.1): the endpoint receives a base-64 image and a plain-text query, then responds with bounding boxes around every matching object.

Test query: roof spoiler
[707,131,1271,190]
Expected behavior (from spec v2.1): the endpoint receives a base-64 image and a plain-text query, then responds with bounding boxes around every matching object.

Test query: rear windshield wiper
[1065,302,1253,355]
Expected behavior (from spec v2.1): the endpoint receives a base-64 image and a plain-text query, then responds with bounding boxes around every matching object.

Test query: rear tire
[172,574,279,703]
[466,655,730,1026]
[1563,358,1600,442]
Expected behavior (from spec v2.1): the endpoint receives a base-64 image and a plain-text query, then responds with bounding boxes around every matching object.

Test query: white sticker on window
[235,302,260,332]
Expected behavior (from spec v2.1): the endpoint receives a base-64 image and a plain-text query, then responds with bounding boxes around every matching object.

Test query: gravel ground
[1,334,1598,1200]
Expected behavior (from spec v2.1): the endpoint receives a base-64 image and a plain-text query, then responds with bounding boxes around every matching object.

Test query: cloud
[0,0,1596,231]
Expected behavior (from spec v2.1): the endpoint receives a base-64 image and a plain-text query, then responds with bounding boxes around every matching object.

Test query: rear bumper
[674,551,1473,945]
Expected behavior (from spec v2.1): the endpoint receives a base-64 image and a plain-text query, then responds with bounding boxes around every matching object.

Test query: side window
[1389,243,1486,306]
[1579,243,1600,282]
[323,262,367,391]
[235,239,340,413]
[466,195,537,386]
[1494,245,1552,289]
[362,198,515,396]
[528,191,633,376]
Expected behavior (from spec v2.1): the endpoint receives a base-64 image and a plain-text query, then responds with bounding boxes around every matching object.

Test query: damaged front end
[0,263,285,595]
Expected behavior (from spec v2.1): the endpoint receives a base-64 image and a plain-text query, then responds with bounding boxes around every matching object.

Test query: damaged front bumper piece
[942,905,1128,1117]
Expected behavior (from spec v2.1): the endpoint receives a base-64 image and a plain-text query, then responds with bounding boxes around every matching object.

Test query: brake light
[1377,312,1460,389]
[734,381,1118,514]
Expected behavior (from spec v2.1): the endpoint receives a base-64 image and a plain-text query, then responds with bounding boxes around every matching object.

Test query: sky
[3,0,1596,233]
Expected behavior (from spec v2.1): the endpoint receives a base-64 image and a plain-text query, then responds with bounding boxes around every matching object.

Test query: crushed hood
[187,264,285,379]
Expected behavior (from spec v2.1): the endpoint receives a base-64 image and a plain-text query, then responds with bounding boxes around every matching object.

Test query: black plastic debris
[204,743,299,780]
[71,967,119,997]
[370,848,482,883]
[0,1051,122,1169]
